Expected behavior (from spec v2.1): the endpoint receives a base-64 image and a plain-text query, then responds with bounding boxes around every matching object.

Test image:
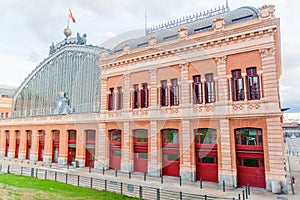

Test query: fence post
[129,172,131,179]
[247,184,250,195]
[204,194,207,200]
[55,171,57,181]
[90,177,93,188]
[66,173,68,184]
[242,190,245,200]
[45,170,47,180]
[144,173,146,181]
[21,166,23,175]
[89,167,91,173]
[120,182,123,194]
[7,165,10,174]
[77,175,80,186]
[31,168,34,177]
[179,176,182,186]
[35,168,38,177]
[180,191,182,200]
[105,180,107,191]
[115,170,117,177]
[223,180,225,192]
[139,185,142,199]
[200,178,202,189]
[245,187,248,199]
[156,188,160,200]
[102,167,105,175]
[238,194,241,200]
[161,175,163,184]
[0,164,2,172]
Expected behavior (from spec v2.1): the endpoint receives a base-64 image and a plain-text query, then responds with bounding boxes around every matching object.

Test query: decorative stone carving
[123,43,130,54]
[259,5,275,20]
[248,104,260,110]
[52,92,72,115]
[179,63,189,72]
[233,104,244,111]
[148,36,157,48]
[100,50,108,60]
[215,56,227,66]
[178,28,188,40]
[123,73,130,82]
[259,47,276,58]
[149,68,157,77]
[213,17,225,32]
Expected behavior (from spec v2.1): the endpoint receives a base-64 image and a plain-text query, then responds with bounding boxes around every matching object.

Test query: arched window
[235,128,262,146]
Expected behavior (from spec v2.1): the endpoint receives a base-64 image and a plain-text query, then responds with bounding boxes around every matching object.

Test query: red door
[110,148,121,170]
[15,140,20,158]
[5,142,9,157]
[196,152,218,182]
[237,155,265,188]
[134,152,148,173]
[38,145,44,161]
[85,149,95,168]
[162,149,180,177]
[68,148,75,164]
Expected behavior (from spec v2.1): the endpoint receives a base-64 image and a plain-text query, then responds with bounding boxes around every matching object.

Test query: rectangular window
[160,80,168,106]
[202,156,215,164]
[195,128,217,144]
[0,113,3,118]
[86,130,96,141]
[140,83,149,108]
[205,73,216,103]
[133,84,139,109]
[107,88,114,110]
[246,67,260,100]
[68,130,76,141]
[116,87,123,110]
[53,131,60,140]
[113,150,121,157]
[5,112,8,118]
[170,78,179,106]
[136,152,148,159]
[134,129,148,142]
[232,70,244,101]
[193,75,203,104]
[163,129,179,144]
[243,158,259,167]
[235,128,263,146]
[110,130,121,142]
[166,153,179,161]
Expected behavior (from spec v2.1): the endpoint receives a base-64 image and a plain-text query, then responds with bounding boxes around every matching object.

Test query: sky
[0,0,299,112]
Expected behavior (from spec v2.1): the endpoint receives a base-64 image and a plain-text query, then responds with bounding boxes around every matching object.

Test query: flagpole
[67,6,70,28]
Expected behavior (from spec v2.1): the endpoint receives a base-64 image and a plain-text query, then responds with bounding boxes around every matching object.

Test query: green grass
[0,173,137,200]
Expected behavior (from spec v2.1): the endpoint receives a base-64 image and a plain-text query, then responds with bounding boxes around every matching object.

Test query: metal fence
[0,163,245,200]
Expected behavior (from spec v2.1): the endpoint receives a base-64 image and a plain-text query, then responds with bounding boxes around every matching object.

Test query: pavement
[1,139,300,200]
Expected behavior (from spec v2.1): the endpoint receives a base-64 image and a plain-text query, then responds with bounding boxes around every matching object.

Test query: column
[149,68,158,108]
[180,120,196,181]
[259,48,280,103]
[43,129,52,163]
[265,117,287,193]
[8,130,16,158]
[95,123,109,169]
[148,120,161,177]
[180,63,189,106]
[0,130,5,158]
[123,73,130,110]
[30,130,39,162]
[216,56,228,102]
[218,119,237,187]
[58,129,68,165]
[121,122,133,172]
[18,129,27,160]
[100,77,108,112]
[76,128,86,167]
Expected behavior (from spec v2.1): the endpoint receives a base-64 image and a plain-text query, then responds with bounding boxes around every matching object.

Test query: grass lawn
[0,173,137,200]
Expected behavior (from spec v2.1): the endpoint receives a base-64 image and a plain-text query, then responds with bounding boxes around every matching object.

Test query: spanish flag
[69,9,76,23]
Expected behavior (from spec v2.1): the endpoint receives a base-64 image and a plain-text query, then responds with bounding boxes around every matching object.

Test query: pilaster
[0,130,6,158]
[121,122,133,172]
[148,120,161,177]
[8,130,16,158]
[30,130,39,162]
[100,77,108,112]
[18,129,27,160]
[149,68,158,108]
[43,129,52,163]
[265,117,287,193]
[180,120,196,181]
[123,73,130,110]
[76,128,86,167]
[218,119,237,187]
[180,63,189,106]
[216,56,228,102]
[95,123,109,169]
[58,129,68,165]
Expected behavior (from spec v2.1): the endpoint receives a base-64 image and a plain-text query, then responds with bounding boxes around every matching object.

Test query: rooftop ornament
[146,0,230,35]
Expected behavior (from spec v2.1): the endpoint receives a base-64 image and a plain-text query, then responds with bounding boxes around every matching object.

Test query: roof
[112,6,259,53]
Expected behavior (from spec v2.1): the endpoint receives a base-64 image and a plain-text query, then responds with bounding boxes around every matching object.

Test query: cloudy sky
[0,0,299,112]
